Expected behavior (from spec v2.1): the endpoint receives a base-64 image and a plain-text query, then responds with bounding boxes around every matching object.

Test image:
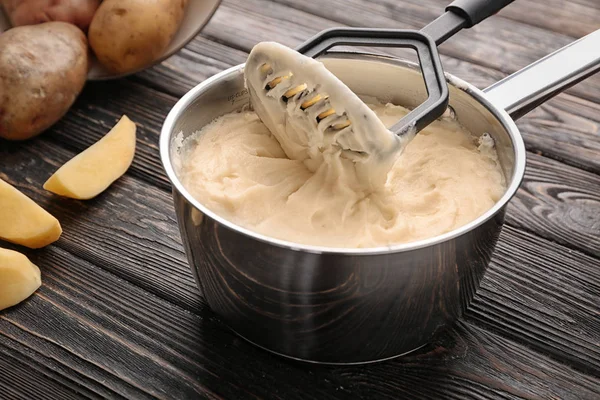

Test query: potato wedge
[0,248,42,311]
[0,179,62,248]
[44,115,137,199]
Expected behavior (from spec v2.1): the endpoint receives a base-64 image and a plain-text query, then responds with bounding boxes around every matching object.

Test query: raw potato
[44,115,137,199]
[88,0,188,74]
[0,248,41,311]
[1,0,101,31]
[0,22,89,141]
[0,179,62,248]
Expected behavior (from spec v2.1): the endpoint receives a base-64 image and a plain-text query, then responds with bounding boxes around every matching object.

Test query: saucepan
[160,29,600,364]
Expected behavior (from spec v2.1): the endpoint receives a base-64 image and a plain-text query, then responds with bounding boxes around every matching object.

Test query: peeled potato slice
[0,248,41,311]
[44,115,136,200]
[0,179,62,249]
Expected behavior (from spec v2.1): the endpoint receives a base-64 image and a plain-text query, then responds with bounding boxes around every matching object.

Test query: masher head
[245,42,403,169]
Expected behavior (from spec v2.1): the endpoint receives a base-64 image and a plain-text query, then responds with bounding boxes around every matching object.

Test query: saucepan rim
[160,52,526,255]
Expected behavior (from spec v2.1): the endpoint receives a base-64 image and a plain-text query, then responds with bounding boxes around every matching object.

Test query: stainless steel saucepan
[160,29,600,364]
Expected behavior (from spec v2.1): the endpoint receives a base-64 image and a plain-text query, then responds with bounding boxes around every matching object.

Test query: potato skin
[0,22,88,141]
[1,0,101,31]
[89,0,188,74]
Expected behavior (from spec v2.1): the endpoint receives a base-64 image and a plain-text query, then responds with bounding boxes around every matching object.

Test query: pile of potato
[0,0,188,141]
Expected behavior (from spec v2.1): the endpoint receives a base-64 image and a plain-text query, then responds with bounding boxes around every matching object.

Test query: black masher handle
[447,0,515,27]
[422,0,515,45]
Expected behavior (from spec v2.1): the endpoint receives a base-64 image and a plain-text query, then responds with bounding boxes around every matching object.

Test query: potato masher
[245,0,515,186]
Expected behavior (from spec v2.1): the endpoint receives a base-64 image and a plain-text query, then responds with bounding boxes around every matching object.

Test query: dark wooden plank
[0,340,94,400]
[1,246,599,399]
[468,225,600,374]
[497,0,600,39]
[326,321,600,400]
[517,94,600,174]
[507,153,600,257]
[1,139,202,313]
[0,335,128,400]
[132,36,247,98]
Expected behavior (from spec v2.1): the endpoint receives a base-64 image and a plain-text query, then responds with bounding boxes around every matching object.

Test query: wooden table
[1,0,599,398]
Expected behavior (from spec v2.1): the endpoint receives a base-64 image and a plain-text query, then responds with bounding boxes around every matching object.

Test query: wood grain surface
[1,0,599,398]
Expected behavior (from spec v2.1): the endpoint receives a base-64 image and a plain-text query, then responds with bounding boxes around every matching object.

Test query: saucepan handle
[483,29,600,120]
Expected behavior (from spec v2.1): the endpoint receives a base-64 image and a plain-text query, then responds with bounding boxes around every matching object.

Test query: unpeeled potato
[88,0,188,74]
[1,0,101,31]
[0,22,89,140]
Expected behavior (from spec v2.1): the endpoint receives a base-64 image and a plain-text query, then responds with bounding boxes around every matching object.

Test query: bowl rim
[160,52,526,255]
